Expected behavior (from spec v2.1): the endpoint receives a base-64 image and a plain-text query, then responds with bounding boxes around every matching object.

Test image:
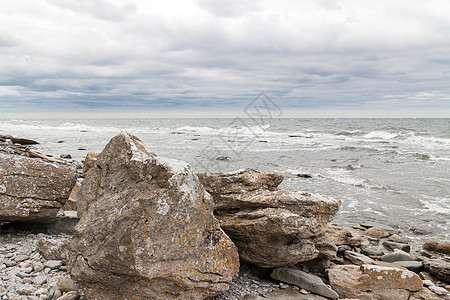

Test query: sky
[1,0,450,118]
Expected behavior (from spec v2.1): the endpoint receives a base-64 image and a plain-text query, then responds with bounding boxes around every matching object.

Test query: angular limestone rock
[327,264,423,299]
[0,152,77,222]
[199,169,340,268]
[325,224,363,247]
[68,133,239,300]
[423,259,450,282]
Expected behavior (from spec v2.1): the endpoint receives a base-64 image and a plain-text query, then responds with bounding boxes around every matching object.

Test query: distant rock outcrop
[0,152,77,222]
[198,169,341,268]
[68,133,239,300]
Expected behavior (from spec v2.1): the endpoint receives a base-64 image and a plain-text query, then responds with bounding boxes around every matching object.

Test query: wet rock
[423,241,450,255]
[0,135,39,145]
[68,133,239,300]
[344,251,373,265]
[199,169,340,268]
[270,267,339,299]
[388,234,410,244]
[423,259,450,282]
[0,152,77,222]
[364,227,390,239]
[325,224,363,247]
[381,250,413,262]
[60,154,72,159]
[383,241,410,252]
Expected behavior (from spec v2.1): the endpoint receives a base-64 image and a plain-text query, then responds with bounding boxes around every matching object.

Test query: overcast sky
[1,0,450,117]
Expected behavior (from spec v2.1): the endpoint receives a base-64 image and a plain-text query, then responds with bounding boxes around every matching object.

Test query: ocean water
[1,118,449,245]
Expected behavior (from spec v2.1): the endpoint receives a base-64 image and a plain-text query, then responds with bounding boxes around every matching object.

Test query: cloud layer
[1,0,450,116]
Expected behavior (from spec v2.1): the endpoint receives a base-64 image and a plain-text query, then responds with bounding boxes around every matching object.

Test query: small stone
[392,261,423,273]
[419,272,437,283]
[23,278,33,284]
[35,288,47,295]
[44,260,62,269]
[388,234,409,244]
[14,254,30,262]
[59,277,77,293]
[422,280,434,287]
[383,241,410,252]
[4,259,16,267]
[56,291,79,300]
[446,285,450,292]
[271,267,339,299]
[32,261,44,272]
[17,284,34,295]
[34,275,48,285]
[344,250,373,265]
[364,227,389,239]
[381,250,412,262]
[20,267,33,274]
[337,245,351,253]
[428,285,450,296]
[361,245,384,257]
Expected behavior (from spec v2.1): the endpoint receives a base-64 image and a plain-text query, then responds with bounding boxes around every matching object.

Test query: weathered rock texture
[0,152,77,222]
[198,169,341,268]
[68,133,239,300]
[327,264,423,299]
[423,259,450,282]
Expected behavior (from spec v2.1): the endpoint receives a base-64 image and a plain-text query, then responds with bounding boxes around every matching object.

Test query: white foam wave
[363,131,399,140]
[419,195,450,215]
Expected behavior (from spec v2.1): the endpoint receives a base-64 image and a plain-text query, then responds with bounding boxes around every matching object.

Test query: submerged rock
[0,152,77,222]
[68,133,239,300]
[199,169,340,268]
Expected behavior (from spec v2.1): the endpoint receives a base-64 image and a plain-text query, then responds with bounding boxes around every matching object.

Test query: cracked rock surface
[68,132,239,300]
[0,152,77,223]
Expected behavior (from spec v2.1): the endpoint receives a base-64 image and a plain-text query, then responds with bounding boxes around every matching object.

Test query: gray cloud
[1,0,450,116]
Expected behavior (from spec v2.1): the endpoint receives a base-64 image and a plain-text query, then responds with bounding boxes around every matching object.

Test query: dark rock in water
[0,134,39,145]
[423,259,450,282]
[258,140,268,143]
[78,147,87,151]
[68,132,239,300]
[410,226,429,235]
[271,267,339,299]
[393,261,423,273]
[296,174,313,179]
[0,152,77,222]
[199,169,340,268]
[216,156,230,161]
[60,154,72,159]
[80,130,88,133]
[383,241,410,252]
[57,140,65,143]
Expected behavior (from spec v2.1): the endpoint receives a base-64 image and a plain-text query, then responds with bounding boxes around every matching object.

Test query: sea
[1,117,449,246]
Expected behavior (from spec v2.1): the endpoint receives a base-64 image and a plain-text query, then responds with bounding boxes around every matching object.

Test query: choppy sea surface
[1,118,449,245]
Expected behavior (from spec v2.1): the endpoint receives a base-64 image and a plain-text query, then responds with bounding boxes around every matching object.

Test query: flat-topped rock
[0,152,77,222]
[199,169,340,268]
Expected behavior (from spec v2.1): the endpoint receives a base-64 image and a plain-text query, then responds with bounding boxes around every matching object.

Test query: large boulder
[198,169,340,268]
[0,152,77,222]
[68,133,239,300]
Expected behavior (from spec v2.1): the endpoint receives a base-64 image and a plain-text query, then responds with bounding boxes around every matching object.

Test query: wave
[419,195,450,215]
[363,131,400,140]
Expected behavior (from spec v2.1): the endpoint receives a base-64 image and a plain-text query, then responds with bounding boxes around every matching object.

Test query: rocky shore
[1,134,449,299]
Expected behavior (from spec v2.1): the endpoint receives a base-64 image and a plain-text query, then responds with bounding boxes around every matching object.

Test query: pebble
[0,233,71,300]
[45,260,63,269]
[382,241,410,252]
